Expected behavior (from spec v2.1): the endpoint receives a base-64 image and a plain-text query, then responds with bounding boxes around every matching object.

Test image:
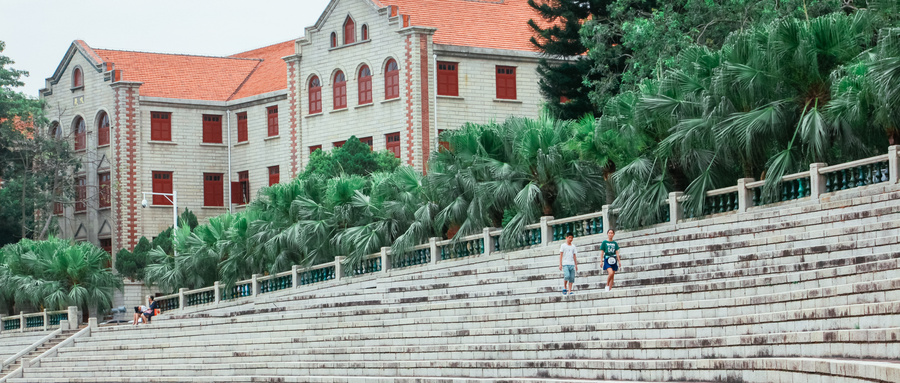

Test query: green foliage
[0,237,122,316]
[0,40,78,245]
[300,136,399,179]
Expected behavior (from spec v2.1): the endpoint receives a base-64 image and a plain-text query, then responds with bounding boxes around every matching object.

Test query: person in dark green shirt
[600,229,620,292]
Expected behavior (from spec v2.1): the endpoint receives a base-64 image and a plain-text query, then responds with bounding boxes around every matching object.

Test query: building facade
[40,0,555,257]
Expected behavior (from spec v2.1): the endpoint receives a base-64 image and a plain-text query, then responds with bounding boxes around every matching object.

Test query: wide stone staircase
[0,329,81,378]
[6,182,900,382]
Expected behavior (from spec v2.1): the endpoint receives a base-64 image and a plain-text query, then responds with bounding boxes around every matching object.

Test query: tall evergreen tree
[528,0,614,120]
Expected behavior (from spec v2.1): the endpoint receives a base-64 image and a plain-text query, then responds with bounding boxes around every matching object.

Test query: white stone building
[39,0,553,257]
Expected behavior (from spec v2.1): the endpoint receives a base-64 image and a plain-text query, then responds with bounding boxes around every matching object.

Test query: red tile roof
[228,40,295,101]
[375,0,543,52]
[94,49,263,101]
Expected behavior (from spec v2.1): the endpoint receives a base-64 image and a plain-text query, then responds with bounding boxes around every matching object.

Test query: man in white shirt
[558,232,578,295]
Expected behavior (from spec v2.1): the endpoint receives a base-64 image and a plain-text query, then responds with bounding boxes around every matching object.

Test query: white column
[380,247,391,272]
[668,192,683,224]
[483,227,493,256]
[214,281,221,305]
[334,256,345,281]
[602,205,615,232]
[429,238,439,265]
[540,216,553,246]
[809,163,827,200]
[19,311,24,332]
[889,145,899,184]
[291,265,299,289]
[178,289,186,311]
[251,274,260,297]
[67,306,79,327]
[42,309,48,331]
[736,178,754,213]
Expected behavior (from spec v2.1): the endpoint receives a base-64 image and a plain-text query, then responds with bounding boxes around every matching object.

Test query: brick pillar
[284,54,303,177]
[110,81,143,254]
[399,27,436,172]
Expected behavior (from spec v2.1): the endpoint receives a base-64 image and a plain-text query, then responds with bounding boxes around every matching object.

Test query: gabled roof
[93,49,263,101]
[374,0,542,52]
[228,40,295,100]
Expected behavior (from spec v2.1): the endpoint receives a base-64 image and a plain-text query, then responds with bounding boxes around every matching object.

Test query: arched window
[330,32,337,48]
[361,24,369,41]
[49,122,61,139]
[309,76,322,114]
[343,17,356,45]
[358,65,372,105]
[333,71,347,109]
[385,59,400,100]
[73,67,83,88]
[97,112,110,146]
[73,117,86,151]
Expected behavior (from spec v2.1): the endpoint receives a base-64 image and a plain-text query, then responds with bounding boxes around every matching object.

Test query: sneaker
[567,290,574,295]
[605,286,610,292]
[562,289,568,296]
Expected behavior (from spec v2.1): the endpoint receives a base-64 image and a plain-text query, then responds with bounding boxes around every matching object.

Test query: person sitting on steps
[132,296,158,326]
[600,229,621,292]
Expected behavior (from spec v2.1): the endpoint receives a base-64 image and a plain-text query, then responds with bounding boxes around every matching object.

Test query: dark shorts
[603,258,619,272]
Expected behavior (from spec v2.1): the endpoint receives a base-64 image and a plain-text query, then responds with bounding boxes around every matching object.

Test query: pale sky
[0,0,332,97]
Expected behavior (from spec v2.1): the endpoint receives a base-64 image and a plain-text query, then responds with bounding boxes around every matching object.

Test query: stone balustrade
[0,308,77,334]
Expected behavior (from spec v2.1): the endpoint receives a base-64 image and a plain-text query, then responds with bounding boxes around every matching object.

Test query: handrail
[0,328,61,372]
[153,147,899,313]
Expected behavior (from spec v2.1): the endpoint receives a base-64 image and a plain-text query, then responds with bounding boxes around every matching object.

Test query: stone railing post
[178,289,186,311]
[251,274,260,297]
[809,163,827,200]
[42,309,48,331]
[736,178,754,213]
[668,192,683,224]
[67,306,79,327]
[214,282,221,305]
[59,319,69,331]
[88,317,98,330]
[334,256,345,281]
[483,227,492,256]
[380,247,391,272]
[889,145,899,184]
[601,205,615,232]
[19,311,24,332]
[540,216,553,246]
[0,313,4,334]
[429,238,439,265]
[291,265,299,289]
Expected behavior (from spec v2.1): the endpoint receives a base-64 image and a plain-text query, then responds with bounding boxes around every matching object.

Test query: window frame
[309,76,323,114]
[202,114,223,144]
[360,136,373,150]
[330,32,337,48]
[73,117,86,151]
[75,176,86,212]
[385,59,400,100]
[361,24,369,41]
[236,112,248,143]
[266,106,279,137]
[72,67,83,88]
[343,17,356,45]
[358,66,373,105]
[233,171,250,205]
[333,71,347,110]
[437,61,459,97]
[97,112,110,147]
[333,140,346,148]
[99,172,111,208]
[268,166,280,186]
[150,112,172,142]
[386,132,401,158]
[495,66,517,100]
[309,145,323,154]
[152,171,174,206]
[203,173,224,207]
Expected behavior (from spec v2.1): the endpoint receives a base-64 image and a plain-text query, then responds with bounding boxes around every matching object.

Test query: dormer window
[343,16,356,45]
[361,24,369,41]
[72,67,83,88]
[330,32,337,48]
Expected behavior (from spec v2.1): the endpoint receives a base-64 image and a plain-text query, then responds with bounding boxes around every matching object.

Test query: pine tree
[527,0,613,120]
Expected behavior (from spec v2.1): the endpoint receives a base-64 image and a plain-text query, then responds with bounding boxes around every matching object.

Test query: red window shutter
[54,201,63,215]
[358,66,372,105]
[330,33,337,48]
[97,113,110,146]
[437,62,458,96]
[309,79,322,114]
[267,106,278,137]
[99,173,111,208]
[74,118,86,151]
[202,115,222,144]
[236,112,248,142]
[333,140,346,148]
[362,25,368,40]
[386,132,400,158]
[231,182,242,204]
[152,171,173,205]
[99,238,112,255]
[151,112,171,141]
[496,66,517,100]
[385,60,400,100]
[75,177,86,212]
[268,166,280,186]
[333,72,347,109]
[73,68,83,87]
[343,17,355,45]
[203,173,223,207]
[360,136,373,150]
[309,145,322,154]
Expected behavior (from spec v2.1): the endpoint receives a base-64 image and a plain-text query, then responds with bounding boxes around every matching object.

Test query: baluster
[841,169,849,190]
